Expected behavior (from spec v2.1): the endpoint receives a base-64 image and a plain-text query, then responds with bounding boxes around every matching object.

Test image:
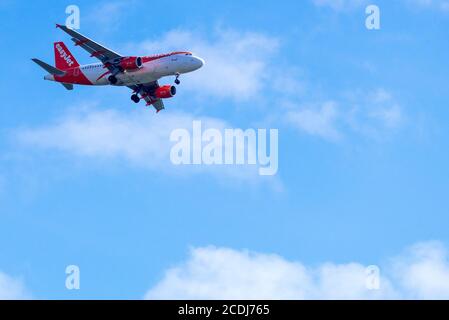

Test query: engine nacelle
[154,85,177,99]
[119,56,143,70]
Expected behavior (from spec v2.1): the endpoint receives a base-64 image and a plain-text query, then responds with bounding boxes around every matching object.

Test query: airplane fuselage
[44,52,204,87]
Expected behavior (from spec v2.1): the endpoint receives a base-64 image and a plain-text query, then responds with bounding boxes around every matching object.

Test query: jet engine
[154,85,177,99]
[119,57,143,70]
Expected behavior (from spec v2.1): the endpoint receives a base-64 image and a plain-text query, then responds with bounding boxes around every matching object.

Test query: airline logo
[55,43,75,67]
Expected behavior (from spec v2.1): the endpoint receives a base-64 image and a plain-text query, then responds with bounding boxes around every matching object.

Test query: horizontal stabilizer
[31,58,65,76]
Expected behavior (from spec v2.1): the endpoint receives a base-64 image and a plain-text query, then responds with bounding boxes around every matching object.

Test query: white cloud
[125,28,404,142]
[15,105,277,185]
[392,242,449,299]
[312,0,367,11]
[128,28,279,101]
[369,104,402,129]
[283,89,404,141]
[144,246,394,300]
[145,241,449,300]
[344,89,404,138]
[16,107,194,167]
[0,271,29,300]
[286,101,341,141]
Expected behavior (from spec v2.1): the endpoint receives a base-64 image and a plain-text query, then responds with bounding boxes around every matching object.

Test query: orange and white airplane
[32,24,205,112]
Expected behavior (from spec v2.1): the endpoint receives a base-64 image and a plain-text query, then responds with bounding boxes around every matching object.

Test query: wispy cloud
[16,106,190,167]
[344,88,404,139]
[281,88,404,142]
[286,101,341,141]
[127,28,279,101]
[14,104,278,186]
[0,271,29,300]
[145,241,449,299]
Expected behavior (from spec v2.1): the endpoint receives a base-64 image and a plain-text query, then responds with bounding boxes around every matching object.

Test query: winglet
[56,23,62,29]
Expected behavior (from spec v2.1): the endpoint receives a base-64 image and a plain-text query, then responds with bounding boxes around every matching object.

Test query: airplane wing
[128,81,165,113]
[149,99,165,113]
[56,24,122,64]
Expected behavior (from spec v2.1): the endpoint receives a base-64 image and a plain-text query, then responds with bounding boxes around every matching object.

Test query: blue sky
[1,0,449,299]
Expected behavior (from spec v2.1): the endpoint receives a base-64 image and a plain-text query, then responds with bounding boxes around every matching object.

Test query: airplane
[32,24,205,112]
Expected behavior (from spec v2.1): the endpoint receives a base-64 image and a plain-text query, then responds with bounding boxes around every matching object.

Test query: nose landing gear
[174,73,180,85]
[131,94,140,103]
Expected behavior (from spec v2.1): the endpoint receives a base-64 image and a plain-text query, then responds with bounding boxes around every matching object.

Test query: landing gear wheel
[131,94,140,103]
[108,75,118,85]
[175,73,180,85]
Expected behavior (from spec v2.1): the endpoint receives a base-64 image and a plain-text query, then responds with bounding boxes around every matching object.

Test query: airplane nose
[197,57,205,68]
[192,56,205,70]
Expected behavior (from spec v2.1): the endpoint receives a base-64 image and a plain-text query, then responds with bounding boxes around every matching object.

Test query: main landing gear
[108,75,118,85]
[174,73,180,85]
[131,94,140,103]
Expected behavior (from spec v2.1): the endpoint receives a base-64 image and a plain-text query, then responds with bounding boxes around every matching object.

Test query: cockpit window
[170,51,193,56]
